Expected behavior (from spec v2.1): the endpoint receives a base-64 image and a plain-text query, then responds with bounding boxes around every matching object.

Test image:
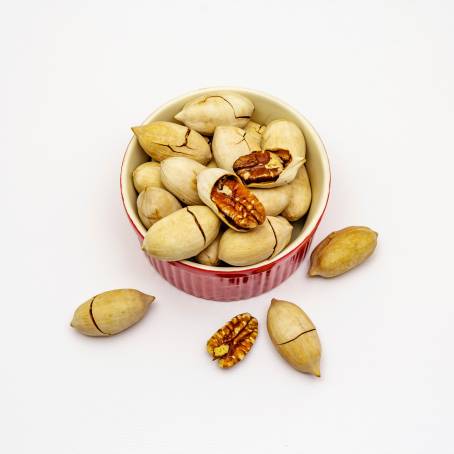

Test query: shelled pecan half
[207,313,258,368]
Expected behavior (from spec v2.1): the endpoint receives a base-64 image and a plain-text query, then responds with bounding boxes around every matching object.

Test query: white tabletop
[1,1,453,453]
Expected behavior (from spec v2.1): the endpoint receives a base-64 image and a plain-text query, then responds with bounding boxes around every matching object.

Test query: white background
[1,1,453,453]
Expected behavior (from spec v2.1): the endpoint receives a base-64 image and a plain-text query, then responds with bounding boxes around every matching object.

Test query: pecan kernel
[207,313,259,368]
[210,175,266,230]
[233,150,292,184]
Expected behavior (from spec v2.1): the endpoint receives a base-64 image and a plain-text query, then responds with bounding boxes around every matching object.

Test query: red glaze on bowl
[121,87,330,301]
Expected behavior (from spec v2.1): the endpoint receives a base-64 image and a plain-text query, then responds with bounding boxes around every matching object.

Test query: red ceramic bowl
[121,87,330,301]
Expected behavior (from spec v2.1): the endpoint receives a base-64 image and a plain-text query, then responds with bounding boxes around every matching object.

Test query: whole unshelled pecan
[233,150,291,184]
[207,313,259,368]
[210,175,266,230]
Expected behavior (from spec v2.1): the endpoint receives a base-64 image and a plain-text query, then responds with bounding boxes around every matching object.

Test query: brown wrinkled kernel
[210,175,266,230]
[207,313,258,368]
[233,150,291,184]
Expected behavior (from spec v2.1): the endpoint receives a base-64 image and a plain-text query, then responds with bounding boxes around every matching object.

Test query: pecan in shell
[210,175,266,230]
[233,150,292,184]
[207,313,258,368]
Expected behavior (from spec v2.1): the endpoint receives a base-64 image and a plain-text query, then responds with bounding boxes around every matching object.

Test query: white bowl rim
[121,86,331,272]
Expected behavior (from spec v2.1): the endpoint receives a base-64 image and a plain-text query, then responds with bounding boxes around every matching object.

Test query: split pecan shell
[207,313,258,368]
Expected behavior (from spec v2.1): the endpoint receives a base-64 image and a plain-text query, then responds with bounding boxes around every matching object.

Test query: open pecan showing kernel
[210,175,266,230]
[233,150,292,184]
[207,313,258,368]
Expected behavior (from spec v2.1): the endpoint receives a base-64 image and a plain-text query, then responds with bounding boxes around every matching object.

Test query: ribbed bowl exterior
[125,213,324,301]
[144,236,313,301]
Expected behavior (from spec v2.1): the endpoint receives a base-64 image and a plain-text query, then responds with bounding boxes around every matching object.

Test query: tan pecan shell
[207,313,258,368]
[210,175,266,230]
[233,150,291,184]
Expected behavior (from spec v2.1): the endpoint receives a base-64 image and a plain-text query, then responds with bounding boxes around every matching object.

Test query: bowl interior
[121,87,330,271]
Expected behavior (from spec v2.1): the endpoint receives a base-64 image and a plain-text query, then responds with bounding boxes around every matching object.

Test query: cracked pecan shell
[261,119,306,161]
[267,299,321,377]
[142,206,220,261]
[207,313,258,368]
[71,289,155,337]
[131,121,211,164]
[212,126,256,172]
[174,92,254,135]
[218,216,293,266]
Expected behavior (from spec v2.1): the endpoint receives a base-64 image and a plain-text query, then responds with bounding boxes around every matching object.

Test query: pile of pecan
[132,91,311,267]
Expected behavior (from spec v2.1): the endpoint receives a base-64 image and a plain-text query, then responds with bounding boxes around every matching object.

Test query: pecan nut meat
[197,168,266,232]
[207,313,259,368]
[233,150,292,184]
[210,175,266,230]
